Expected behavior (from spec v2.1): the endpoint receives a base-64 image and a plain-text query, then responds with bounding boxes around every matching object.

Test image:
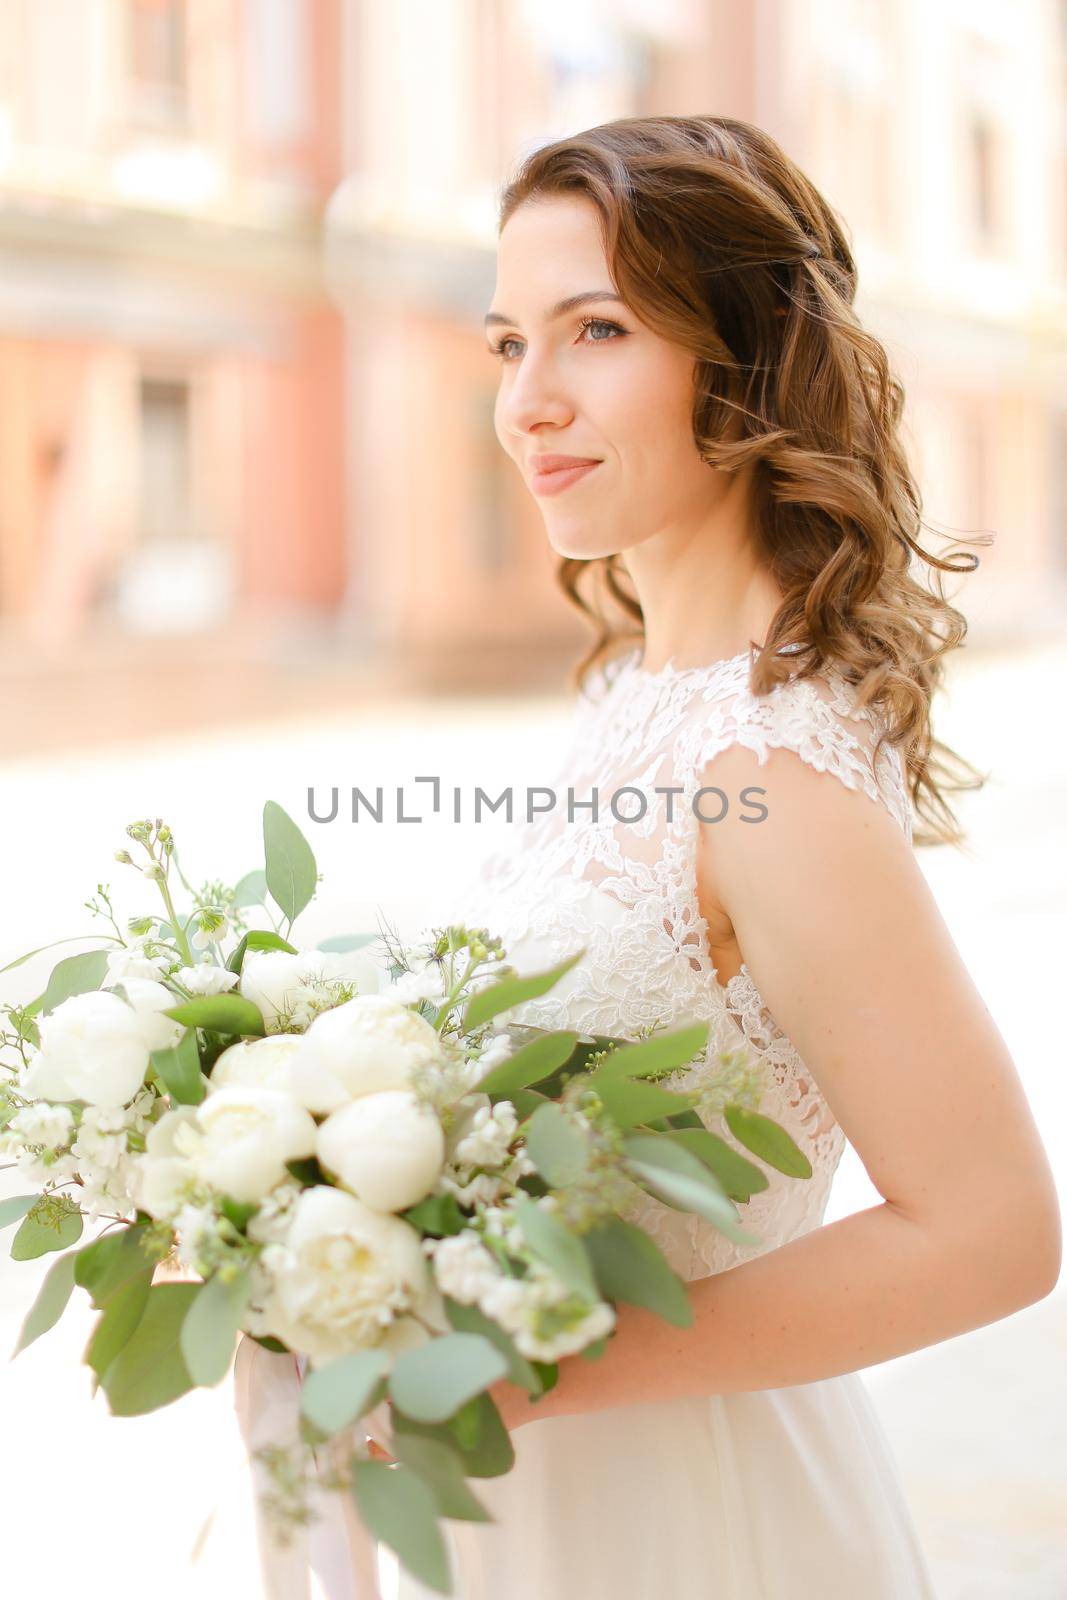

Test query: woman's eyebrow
[484,290,625,330]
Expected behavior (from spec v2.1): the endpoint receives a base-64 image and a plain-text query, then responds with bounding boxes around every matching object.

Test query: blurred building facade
[0,0,1064,701]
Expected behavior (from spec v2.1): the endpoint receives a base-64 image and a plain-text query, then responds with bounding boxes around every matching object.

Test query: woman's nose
[498,358,574,440]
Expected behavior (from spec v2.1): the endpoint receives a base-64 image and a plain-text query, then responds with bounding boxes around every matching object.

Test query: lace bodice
[457,642,913,1284]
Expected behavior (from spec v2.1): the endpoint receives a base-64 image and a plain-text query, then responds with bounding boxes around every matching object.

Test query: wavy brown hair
[497,115,991,848]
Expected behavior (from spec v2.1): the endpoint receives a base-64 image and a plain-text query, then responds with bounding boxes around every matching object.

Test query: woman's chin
[543,523,625,562]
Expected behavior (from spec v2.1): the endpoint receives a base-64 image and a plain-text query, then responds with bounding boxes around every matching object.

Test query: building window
[139,377,192,543]
[127,0,187,130]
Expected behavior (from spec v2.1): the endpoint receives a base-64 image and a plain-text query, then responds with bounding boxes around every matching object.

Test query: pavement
[0,638,1063,1599]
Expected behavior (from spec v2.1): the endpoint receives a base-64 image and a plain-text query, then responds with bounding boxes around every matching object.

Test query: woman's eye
[487,317,626,362]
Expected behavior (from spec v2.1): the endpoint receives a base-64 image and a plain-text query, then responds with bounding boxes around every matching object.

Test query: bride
[240,115,1061,1599]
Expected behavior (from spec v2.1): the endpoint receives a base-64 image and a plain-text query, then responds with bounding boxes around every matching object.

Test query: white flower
[173,1201,219,1271]
[135,1105,200,1220]
[105,943,171,985]
[472,1034,515,1076]
[22,990,153,1109]
[10,1102,74,1149]
[317,1090,445,1213]
[178,964,240,997]
[295,993,445,1115]
[428,1232,503,1304]
[389,964,447,1004]
[480,1266,617,1362]
[209,1034,309,1100]
[109,977,185,1053]
[254,1185,445,1365]
[239,948,386,1034]
[191,912,229,950]
[453,1101,520,1169]
[190,1087,317,1203]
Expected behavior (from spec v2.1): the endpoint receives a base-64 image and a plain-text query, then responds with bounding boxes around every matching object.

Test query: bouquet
[0,804,812,1595]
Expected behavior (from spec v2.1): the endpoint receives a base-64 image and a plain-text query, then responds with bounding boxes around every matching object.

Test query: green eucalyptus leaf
[11,1197,83,1260]
[0,1195,37,1231]
[226,929,299,976]
[100,1283,198,1416]
[622,1133,760,1247]
[443,1297,541,1393]
[401,1192,466,1237]
[150,1027,205,1104]
[74,1223,162,1307]
[522,1102,588,1187]
[392,1432,491,1523]
[180,1268,252,1387]
[462,952,585,1031]
[38,949,111,1016]
[586,1072,699,1130]
[316,934,379,953]
[389,1333,508,1425]
[86,1274,152,1378]
[300,1348,390,1435]
[1,937,115,977]
[263,800,318,925]
[13,1250,78,1355]
[723,1104,813,1179]
[392,1392,514,1479]
[584,1217,693,1328]
[233,870,268,909]
[163,993,266,1037]
[511,1190,598,1300]
[660,1127,769,1201]
[350,1461,451,1594]
[595,1023,710,1081]
[473,1031,578,1096]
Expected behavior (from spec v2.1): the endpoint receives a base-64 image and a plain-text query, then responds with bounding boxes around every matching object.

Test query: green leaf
[586,1072,699,1130]
[299,1348,391,1436]
[392,1392,514,1479]
[100,1283,198,1416]
[350,1460,451,1594]
[13,1250,78,1355]
[263,800,318,925]
[511,1190,598,1300]
[226,929,299,976]
[473,1031,578,1096]
[316,934,379,953]
[660,1128,769,1201]
[462,952,585,1031]
[86,1274,152,1378]
[75,1224,160,1304]
[11,1197,83,1260]
[523,1102,588,1186]
[584,1218,693,1328]
[443,1297,542,1393]
[389,1332,508,1425]
[163,993,266,1037]
[180,1269,252,1387]
[150,1026,205,1105]
[37,949,111,1016]
[723,1104,813,1179]
[233,869,268,909]
[0,1195,37,1230]
[622,1133,760,1247]
[401,1192,466,1236]
[0,937,115,977]
[595,1023,710,1081]
[392,1432,491,1522]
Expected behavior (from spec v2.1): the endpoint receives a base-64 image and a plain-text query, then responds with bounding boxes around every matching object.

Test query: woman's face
[486,195,718,560]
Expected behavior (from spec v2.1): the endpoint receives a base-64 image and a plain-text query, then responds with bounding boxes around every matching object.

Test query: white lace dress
[395,642,937,1600]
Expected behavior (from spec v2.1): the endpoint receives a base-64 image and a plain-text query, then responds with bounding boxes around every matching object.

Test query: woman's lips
[531,460,601,496]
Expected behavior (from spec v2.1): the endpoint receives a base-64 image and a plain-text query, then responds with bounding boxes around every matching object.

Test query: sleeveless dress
[392,641,938,1600]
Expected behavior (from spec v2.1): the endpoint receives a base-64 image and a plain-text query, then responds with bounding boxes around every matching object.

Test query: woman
[380,114,1061,1599]
[237,114,1060,1598]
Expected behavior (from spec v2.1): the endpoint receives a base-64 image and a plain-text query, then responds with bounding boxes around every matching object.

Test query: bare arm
[492,742,1061,1427]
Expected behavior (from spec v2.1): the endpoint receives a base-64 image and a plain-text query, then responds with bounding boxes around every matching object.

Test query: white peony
[109,977,185,1053]
[22,990,154,1109]
[316,1090,445,1213]
[296,993,445,1115]
[238,947,386,1034]
[177,964,240,997]
[134,1104,201,1219]
[209,1034,309,1099]
[190,1086,317,1203]
[254,1185,446,1365]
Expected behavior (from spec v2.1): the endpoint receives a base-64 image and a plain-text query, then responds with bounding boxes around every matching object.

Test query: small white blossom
[428,1232,503,1304]
[178,964,240,997]
[10,1102,74,1150]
